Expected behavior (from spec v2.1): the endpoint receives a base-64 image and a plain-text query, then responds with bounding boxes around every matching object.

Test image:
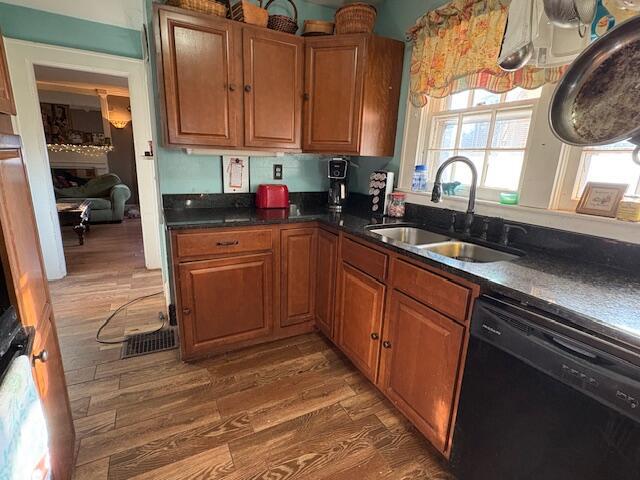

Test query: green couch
[55,173,131,223]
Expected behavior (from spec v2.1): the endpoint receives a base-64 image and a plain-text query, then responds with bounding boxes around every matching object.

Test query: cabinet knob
[382,340,392,349]
[371,333,379,340]
[244,85,252,93]
[183,308,191,315]
[33,350,48,364]
[228,84,236,92]
[303,93,310,101]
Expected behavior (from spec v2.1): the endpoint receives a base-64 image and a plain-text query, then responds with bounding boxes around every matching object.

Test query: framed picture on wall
[222,156,250,193]
[576,182,628,217]
[40,102,72,143]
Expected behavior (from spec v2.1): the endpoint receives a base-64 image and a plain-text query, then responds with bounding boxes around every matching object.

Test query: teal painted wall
[349,0,446,194]
[149,0,335,195]
[0,2,143,58]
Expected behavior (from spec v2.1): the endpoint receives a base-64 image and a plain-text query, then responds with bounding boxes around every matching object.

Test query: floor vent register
[121,327,178,359]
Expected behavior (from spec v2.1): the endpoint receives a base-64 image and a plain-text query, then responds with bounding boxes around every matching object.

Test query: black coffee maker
[328,158,349,212]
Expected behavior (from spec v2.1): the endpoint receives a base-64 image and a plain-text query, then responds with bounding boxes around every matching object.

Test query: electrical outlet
[273,164,283,180]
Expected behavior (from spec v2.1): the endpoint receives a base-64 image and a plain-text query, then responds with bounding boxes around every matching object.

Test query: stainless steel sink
[369,226,451,246]
[419,241,520,263]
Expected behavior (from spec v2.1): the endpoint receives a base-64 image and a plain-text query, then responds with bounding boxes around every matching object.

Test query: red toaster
[255,184,289,209]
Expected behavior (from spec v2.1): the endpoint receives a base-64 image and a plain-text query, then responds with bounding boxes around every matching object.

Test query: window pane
[459,114,491,149]
[448,91,469,110]
[449,151,485,186]
[427,150,454,178]
[583,139,635,151]
[431,117,458,149]
[577,151,640,196]
[492,110,532,148]
[505,87,542,102]
[472,89,500,107]
[484,151,525,190]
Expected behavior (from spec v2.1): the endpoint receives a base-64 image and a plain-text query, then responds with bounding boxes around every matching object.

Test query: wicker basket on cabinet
[335,2,377,34]
[168,0,228,16]
[230,0,269,27]
[265,0,299,34]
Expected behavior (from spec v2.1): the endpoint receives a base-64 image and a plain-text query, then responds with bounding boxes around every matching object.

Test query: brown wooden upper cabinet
[303,34,404,156]
[243,27,303,150]
[0,31,15,115]
[156,5,303,151]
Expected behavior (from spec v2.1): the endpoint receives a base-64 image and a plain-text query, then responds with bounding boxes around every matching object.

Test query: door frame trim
[4,38,163,280]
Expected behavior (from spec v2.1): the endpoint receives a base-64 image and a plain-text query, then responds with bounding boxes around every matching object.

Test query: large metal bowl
[549,15,640,164]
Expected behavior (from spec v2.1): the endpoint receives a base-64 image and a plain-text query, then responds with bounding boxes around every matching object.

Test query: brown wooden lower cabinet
[380,290,465,454]
[179,253,274,358]
[281,227,317,327]
[315,229,338,338]
[335,262,385,382]
[31,313,75,480]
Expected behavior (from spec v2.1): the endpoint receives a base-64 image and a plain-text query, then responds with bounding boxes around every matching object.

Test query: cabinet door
[303,36,366,154]
[243,27,303,150]
[380,291,465,453]
[0,33,15,115]
[179,253,274,357]
[0,150,49,332]
[158,8,241,147]
[315,229,338,338]
[31,313,75,480]
[335,262,385,381]
[281,228,317,327]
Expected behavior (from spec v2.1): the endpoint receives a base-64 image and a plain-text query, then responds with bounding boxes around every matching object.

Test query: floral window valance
[407,0,565,107]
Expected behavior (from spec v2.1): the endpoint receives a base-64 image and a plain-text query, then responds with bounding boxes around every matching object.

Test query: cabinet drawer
[341,237,388,281]
[175,228,273,258]
[393,259,470,322]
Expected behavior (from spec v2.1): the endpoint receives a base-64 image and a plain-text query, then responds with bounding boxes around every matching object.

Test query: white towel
[0,355,50,480]
[499,0,534,64]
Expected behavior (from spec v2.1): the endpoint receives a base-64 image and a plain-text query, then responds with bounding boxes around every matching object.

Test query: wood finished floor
[50,219,454,480]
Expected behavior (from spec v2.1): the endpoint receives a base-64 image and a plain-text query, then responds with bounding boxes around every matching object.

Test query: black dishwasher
[450,295,640,480]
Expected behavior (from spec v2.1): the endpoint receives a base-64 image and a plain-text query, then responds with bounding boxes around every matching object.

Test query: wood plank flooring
[50,220,453,479]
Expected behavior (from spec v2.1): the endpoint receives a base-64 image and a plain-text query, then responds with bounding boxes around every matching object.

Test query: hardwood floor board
[228,404,348,467]
[62,347,122,371]
[118,357,208,389]
[207,344,309,378]
[67,376,120,402]
[76,401,222,466]
[319,450,392,479]
[108,413,252,480]
[72,457,110,480]
[249,379,357,432]
[87,369,211,416]
[296,336,334,355]
[94,349,179,379]
[125,445,234,480]
[65,366,96,386]
[74,410,117,440]
[70,397,91,420]
[114,385,222,428]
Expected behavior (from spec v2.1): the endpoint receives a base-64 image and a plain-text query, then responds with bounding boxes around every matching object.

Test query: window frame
[420,91,540,201]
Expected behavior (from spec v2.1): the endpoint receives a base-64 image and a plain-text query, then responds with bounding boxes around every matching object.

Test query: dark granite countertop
[164,206,640,354]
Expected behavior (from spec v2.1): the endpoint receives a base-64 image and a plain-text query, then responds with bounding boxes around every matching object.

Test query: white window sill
[397,189,640,245]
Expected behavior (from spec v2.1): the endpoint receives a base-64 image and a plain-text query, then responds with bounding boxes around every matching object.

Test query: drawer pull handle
[33,350,48,364]
[183,308,191,315]
[371,333,379,340]
[216,240,239,247]
[382,340,392,349]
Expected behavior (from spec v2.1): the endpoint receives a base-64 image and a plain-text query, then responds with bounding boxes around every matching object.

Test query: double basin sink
[369,226,521,264]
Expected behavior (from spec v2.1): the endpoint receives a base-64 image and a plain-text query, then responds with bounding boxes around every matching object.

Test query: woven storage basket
[302,20,334,36]
[335,2,377,34]
[230,0,269,27]
[168,0,228,16]
[265,0,299,34]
